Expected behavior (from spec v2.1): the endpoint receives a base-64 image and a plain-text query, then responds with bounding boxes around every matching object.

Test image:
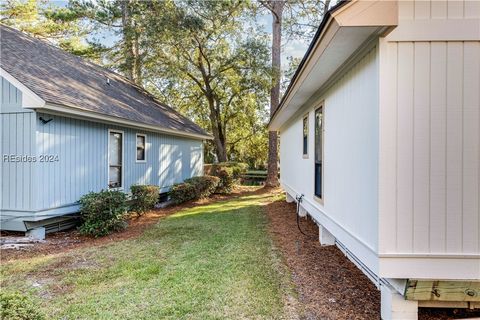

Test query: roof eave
[40,102,213,140]
[269,0,398,131]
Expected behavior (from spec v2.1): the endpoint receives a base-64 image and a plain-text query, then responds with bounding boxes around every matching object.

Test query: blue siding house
[0,25,210,233]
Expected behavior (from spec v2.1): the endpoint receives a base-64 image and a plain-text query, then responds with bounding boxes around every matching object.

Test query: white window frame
[108,129,124,190]
[314,102,324,204]
[136,133,147,163]
[302,112,309,158]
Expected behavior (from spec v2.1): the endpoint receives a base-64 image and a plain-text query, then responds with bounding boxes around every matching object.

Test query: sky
[254,13,312,67]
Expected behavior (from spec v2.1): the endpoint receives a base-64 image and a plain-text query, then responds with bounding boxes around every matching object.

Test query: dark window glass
[314,107,323,198]
[109,131,123,188]
[136,135,146,161]
[303,116,308,155]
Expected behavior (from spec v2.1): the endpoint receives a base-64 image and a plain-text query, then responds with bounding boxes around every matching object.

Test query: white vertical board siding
[324,48,379,253]
[379,0,480,258]
[280,46,379,271]
[400,0,480,20]
[279,117,312,197]
[35,113,203,210]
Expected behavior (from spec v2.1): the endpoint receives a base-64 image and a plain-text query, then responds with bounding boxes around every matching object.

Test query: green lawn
[1,191,296,319]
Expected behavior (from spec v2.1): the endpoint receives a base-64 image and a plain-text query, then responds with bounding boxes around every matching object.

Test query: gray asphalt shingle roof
[0,24,209,138]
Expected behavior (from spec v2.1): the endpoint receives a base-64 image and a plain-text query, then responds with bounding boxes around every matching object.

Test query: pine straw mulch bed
[264,195,480,320]
[0,186,264,263]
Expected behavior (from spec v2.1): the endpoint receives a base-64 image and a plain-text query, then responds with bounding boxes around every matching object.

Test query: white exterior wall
[280,46,380,274]
[378,0,480,279]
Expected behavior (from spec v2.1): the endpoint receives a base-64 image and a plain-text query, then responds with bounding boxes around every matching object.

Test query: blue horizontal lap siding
[36,113,203,210]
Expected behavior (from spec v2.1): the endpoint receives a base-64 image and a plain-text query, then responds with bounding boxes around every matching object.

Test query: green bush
[170,175,220,204]
[78,190,128,237]
[185,176,220,199]
[0,292,45,320]
[214,167,235,194]
[206,162,247,193]
[170,182,197,204]
[220,162,248,179]
[130,185,160,216]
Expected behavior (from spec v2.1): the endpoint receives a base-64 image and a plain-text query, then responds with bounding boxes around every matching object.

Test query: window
[314,105,323,199]
[108,130,123,189]
[136,134,146,162]
[302,114,308,156]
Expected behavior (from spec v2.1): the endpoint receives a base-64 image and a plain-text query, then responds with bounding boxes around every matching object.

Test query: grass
[1,191,295,320]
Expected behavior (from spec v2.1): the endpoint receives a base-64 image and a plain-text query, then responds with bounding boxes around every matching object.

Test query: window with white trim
[314,105,323,199]
[108,130,123,189]
[136,134,146,162]
[302,114,308,156]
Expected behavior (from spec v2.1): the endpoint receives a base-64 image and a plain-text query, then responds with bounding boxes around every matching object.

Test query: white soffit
[271,26,380,130]
[270,0,398,130]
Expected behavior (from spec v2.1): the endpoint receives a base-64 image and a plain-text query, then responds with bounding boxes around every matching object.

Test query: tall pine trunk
[121,0,141,85]
[265,1,284,187]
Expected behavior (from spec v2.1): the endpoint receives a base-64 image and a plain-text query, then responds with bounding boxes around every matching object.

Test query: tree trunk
[207,96,227,162]
[211,122,227,163]
[265,1,284,187]
[121,0,141,85]
[323,0,331,16]
[133,22,142,84]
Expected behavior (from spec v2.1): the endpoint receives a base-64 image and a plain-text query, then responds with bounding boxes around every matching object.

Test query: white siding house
[0,26,210,234]
[270,1,479,318]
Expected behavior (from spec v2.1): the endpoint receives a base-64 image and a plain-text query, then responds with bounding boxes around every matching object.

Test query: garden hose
[295,194,309,236]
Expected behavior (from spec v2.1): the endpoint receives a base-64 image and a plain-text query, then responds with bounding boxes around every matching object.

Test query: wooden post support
[319,224,335,246]
[285,192,295,203]
[381,284,418,320]
[298,205,308,217]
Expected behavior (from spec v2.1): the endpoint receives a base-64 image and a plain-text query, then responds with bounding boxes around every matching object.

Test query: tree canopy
[1,0,333,168]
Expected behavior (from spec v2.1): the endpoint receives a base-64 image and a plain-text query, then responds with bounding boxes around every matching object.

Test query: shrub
[214,162,248,179]
[78,190,128,237]
[214,167,235,194]
[130,185,160,216]
[170,182,196,204]
[185,176,220,199]
[170,175,220,204]
[0,292,45,320]
[206,162,248,193]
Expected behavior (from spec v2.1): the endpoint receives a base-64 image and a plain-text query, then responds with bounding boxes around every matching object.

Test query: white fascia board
[41,102,212,141]
[0,67,45,108]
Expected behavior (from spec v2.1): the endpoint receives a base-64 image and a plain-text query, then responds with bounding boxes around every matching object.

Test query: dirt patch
[1,186,263,263]
[265,196,480,320]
